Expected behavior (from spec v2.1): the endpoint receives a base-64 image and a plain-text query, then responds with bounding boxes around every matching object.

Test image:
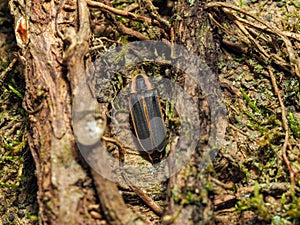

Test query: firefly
[129,74,166,163]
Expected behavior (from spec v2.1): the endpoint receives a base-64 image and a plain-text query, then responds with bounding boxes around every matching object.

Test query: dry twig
[87,0,150,40]
[206,2,300,78]
[267,66,295,186]
[122,173,164,216]
[0,58,17,86]
[87,0,157,26]
[140,0,170,28]
[112,18,149,40]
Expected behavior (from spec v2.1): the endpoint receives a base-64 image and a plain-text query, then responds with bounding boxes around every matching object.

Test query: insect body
[129,74,166,163]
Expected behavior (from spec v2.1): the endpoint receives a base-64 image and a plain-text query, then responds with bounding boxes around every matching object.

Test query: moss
[236,182,272,221]
[288,112,300,137]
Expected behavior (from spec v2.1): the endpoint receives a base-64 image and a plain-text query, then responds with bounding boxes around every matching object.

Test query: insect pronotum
[129,74,166,163]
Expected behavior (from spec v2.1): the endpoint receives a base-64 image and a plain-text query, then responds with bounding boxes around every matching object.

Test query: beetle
[129,74,166,164]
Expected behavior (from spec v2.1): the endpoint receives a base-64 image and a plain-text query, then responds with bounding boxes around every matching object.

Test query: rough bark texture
[161,0,224,224]
[173,0,220,73]
[9,0,90,224]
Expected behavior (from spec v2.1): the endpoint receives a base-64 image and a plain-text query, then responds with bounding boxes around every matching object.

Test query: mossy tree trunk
[161,0,222,224]
[8,0,95,224]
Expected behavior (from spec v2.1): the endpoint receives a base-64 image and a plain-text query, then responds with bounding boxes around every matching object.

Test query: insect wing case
[130,92,153,151]
[129,75,166,155]
[143,90,166,152]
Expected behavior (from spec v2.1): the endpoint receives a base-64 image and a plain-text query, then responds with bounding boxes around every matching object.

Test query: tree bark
[9,0,92,224]
[173,0,220,72]
[160,1,225,224]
